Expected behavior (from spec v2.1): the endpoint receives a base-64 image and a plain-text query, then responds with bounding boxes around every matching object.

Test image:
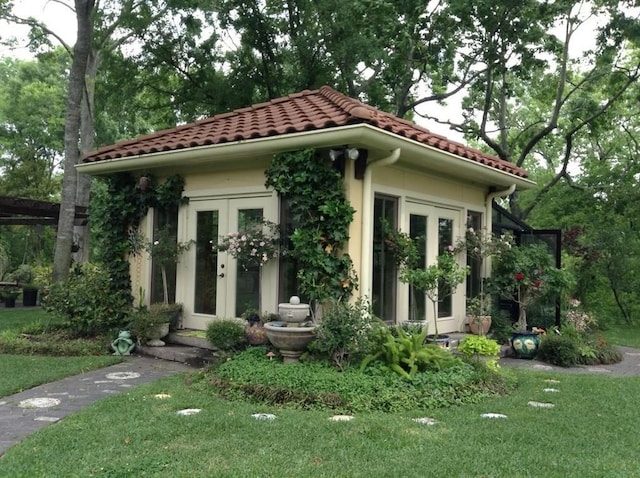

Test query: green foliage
[308,297,386,371]
[265,148,357,304]
[536,334,581,367]
[91,173,188,312]
[206,319,247,351]
[128,308,171,343]
[209,346,508,413]
[489,238,573,330]
[42,263,129,337]
[458,335,501,358]
[360,327,461,380]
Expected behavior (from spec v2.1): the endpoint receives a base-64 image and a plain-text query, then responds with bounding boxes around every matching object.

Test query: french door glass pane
[235,208,263,317]
[409,214,428,321]
[466,211,483,299]
[195,211,219,314]
[438,217,454,317]
[150,207,178,304]
[372,196,398,323]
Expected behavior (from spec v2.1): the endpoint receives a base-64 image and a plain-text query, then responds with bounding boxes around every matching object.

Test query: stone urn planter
[146,322,170,347]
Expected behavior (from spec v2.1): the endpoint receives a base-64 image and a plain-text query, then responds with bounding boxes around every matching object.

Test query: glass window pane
[438,217,454,318]
[150,207,179,304]
[194,211,219,314]
[235,209,263,316]
[409,214,428,322]
[372,196,398,323]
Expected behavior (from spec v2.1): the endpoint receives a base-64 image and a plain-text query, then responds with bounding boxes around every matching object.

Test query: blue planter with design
[510,331,541,359]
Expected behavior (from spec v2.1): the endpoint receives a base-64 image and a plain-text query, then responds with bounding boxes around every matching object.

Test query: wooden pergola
[0,196,88,226]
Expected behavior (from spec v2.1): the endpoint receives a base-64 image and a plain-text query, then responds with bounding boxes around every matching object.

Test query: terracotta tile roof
[83,86,528,178]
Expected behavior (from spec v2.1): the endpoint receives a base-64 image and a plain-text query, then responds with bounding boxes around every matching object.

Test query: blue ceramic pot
[510,331,541,359]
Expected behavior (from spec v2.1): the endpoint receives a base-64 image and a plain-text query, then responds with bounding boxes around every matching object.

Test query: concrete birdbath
[264,296,315,363]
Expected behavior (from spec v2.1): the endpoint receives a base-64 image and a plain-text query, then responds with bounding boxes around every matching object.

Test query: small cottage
[79,86,533,333]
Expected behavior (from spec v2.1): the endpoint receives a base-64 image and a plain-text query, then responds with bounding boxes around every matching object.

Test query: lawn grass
[0,307,58,332]
[599,321,640,348]
[0,308,121,398]
[2,369,640,477]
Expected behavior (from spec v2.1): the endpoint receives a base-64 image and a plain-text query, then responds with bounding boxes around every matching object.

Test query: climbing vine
[91,173,187,312]
[265,148,357,304]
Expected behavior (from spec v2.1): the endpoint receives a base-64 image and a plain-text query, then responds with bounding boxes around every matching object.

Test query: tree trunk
[52,0,95,282]
[73,49,99,264]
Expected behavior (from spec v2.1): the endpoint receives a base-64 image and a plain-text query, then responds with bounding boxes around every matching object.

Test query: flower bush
[565,299,598,333]
[488,236,573,331]
[215,220,280,271]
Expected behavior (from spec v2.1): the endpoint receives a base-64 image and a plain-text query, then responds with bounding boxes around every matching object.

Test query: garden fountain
[263,296,315,363]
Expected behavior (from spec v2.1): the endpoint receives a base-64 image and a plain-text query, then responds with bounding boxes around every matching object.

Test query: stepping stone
[252,413,276,420]
[34,416,60,423]
[532,364,554,370]
[481,413,507,419]
[154,393,172,399]
[177,408,201,416]
[543,388,560,393]
[586,367,611,373]
[528,401,554,408]
[18,397,61,409]
[105,372,141,380]
[625,352,640,356]
[543,379,560,384]
[330,415,355,422]
[93,380,113,384]
[412,417,437,425]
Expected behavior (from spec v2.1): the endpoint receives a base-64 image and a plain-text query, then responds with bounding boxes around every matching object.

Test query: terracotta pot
[468,315,492,335]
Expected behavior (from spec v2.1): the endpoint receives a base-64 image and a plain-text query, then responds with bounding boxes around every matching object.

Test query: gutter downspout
[483,184,516,276]
[360,148,401,297]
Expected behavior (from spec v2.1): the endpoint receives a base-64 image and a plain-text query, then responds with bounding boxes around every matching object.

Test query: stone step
[136,330,218,367]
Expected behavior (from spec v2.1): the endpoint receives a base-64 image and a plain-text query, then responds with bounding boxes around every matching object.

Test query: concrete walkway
[0,356,193,456]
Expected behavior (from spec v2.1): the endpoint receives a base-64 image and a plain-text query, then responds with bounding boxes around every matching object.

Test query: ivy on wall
[91,173,187,310]
[265,148,357,304]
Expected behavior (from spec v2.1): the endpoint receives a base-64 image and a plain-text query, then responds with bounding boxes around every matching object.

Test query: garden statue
[111,330,135,355]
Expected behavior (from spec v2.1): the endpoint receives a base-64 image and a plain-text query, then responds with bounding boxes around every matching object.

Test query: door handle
[218,273,225,278]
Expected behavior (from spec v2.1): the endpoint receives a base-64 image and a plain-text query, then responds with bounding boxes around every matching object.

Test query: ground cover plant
[2,369,640,477]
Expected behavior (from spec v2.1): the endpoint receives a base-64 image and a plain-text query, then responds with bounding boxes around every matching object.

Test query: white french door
[401,203,462,332]
[181,197,276,330]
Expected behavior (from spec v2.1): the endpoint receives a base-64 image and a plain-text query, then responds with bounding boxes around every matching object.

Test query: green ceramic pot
[510,331,541,359]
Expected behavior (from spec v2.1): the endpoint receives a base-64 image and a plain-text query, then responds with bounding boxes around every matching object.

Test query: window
[372,195,398,323]
[150,207,178,304]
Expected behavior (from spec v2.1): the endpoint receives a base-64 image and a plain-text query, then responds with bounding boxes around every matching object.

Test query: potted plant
[488,237,573,358]
[7,264,38,307]
[129,308,171,346]
[149,302,183,331]
[1,287,20,308]
[457,335,501,370]
[466,293,492,335]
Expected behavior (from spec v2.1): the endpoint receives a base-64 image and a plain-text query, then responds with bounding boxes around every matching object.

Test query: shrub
[537,334,581,367]
[43,263,129,337]
[308,297,385,370]
[206,319,247,351]
[589,337,623,365]
[458,335,501,371]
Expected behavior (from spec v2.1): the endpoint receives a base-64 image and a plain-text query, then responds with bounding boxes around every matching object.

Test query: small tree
[400,251,469,339]
[145,227,193,305]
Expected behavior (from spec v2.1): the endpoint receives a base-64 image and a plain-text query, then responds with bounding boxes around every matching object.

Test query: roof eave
[76,124,535,190]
